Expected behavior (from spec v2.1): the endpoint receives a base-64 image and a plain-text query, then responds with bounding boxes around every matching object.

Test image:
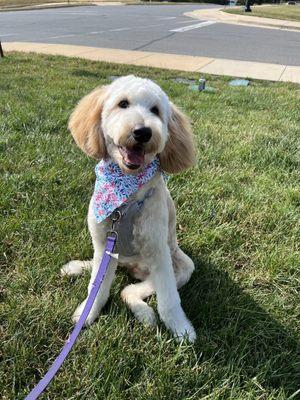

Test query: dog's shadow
[84,247,298,395]
[178,249,299,396]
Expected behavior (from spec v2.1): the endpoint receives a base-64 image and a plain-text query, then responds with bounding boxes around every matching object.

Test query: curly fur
[62,75,196,342]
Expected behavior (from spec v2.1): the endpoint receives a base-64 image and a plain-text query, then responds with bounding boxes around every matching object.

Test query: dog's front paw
[173,320,196,343]
[61,260,92,277]
[134,305,157,327]
[72,301,99,326]
[160,306,196,343]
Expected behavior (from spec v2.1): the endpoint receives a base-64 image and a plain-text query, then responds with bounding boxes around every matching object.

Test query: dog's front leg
[72,247,118,326]
[151,247,196,343]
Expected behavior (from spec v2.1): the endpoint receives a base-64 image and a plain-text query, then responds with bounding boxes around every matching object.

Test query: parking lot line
[170,21,217,32]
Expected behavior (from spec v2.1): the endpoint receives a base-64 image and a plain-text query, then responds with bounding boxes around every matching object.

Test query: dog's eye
[118,100,129,109]
[150,106,159,116]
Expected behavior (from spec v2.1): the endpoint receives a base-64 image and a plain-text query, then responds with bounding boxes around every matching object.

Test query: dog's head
[69,75,195,174]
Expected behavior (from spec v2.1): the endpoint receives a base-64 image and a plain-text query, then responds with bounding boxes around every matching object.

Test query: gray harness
[109,188,154,257]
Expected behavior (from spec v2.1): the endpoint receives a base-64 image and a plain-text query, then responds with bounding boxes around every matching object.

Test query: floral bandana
[93,158,161,223]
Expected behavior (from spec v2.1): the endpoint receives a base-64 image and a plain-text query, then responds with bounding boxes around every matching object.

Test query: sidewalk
[3,42,300,83]
[0,1,127,12]
[186,7,300,32]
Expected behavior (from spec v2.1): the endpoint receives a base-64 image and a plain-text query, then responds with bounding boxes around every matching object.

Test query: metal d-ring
[107,209,122,240]
[110,209,122,231]
[106,230,118,240]
[111,209,122,223]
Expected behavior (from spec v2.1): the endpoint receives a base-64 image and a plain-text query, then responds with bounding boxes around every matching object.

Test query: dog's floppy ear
[68,86,108,159]
[159,102,196,174]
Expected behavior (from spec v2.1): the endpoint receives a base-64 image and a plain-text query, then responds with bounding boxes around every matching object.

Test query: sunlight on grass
[0,53,299,400]
[224,5,300,23]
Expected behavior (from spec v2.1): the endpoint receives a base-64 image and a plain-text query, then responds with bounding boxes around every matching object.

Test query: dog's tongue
[122,146,145,166]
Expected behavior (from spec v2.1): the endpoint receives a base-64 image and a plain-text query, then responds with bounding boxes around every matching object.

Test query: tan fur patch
[68,86,108,159]
[159,103,196,174]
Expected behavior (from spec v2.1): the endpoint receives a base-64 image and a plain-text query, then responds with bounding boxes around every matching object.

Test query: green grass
[1,53,299,400]
[224,5,300,23]
[0,0,95,10]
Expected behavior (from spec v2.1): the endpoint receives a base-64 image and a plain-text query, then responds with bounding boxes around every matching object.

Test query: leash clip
[111,209,122,229]
[107,209,122,240]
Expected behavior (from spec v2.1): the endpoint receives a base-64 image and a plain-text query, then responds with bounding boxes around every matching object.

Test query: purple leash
[25,234,116,400]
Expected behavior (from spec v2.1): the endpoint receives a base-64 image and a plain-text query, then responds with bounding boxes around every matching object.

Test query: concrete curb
[0,2,93,12]
[0,1,133,12]
[0,1,191,12]
[2,42,300,83]
[186,7,300,32]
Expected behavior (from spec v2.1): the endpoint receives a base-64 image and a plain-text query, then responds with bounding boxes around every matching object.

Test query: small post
[198,78,206,91]
[245,0,252,12]
[0,41,4,58]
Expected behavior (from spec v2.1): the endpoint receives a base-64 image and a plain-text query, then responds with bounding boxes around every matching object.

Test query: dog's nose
[133,127,152,143]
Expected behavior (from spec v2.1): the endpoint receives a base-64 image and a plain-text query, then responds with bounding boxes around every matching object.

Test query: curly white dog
[61,75,196,342]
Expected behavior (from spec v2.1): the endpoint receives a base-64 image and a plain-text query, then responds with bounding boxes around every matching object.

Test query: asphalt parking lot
[1,4,300,65]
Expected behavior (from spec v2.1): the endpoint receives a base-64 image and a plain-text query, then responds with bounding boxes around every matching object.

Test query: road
[1,4,300,66]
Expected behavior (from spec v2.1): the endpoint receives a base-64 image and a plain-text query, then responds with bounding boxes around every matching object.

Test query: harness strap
[111,187,155,257]
[25,235,117,400]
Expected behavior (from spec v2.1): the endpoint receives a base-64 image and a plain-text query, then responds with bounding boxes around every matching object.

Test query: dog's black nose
[133,127,152,143]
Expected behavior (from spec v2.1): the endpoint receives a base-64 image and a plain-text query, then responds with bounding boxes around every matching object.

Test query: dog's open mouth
[119,145,145,170]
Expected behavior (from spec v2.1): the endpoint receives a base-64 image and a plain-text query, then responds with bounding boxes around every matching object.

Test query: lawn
[0,0,93,10]
[224,4,300,23]
[0,53,299,400]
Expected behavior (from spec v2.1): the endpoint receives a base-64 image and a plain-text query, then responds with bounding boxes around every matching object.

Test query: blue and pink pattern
[93,158,161,223]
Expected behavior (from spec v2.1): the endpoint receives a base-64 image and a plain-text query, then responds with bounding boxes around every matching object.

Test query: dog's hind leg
[167,195,194,289]
[171,247,195,289]
[121,280,157,327]
[60,260,93,276]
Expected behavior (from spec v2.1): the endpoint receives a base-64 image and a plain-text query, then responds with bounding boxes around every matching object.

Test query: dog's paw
[72,301,98,326]
[173,320,196,343]
[72,301,86,324]
[161,307,196,343]
[61,260,92,277]
[134,305,157,327]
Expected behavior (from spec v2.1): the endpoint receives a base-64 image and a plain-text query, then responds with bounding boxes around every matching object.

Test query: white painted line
[47,30,111,39]
[158,17,177,20]
[110,28,130,32]
[170,21,217,33]
[176,20,205,25]
[48,34,76,39]
[0,33,16,37]
[135,23,171,29]
[50,12,99,15]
